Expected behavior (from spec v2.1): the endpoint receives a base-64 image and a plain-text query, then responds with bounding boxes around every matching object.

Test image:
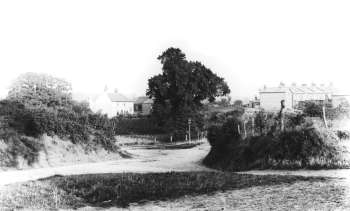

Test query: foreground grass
[0,171,328,210]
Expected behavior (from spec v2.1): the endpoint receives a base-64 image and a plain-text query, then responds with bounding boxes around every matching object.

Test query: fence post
[280,100,285,131]
[323,105,328,129]
[252,117,255,136]
[243,121,247,139]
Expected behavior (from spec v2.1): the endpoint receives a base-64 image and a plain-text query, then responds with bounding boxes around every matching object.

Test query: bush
[337,130,350,140]
[0,100,42,137]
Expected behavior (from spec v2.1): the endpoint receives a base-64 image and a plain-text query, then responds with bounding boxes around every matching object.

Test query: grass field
[0,171,327,210]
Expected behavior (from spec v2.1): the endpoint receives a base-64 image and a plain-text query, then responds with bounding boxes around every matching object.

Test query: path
[0,142,211,186]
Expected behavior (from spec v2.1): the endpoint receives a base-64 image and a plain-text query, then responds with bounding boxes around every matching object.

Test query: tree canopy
[146,47,230,139]
[7,72,72,108]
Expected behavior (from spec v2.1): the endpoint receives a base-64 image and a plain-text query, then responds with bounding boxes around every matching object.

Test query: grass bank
[0,134,128,171]
[0,171,327,210]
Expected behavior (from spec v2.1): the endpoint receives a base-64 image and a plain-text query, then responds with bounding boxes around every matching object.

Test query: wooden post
[252,117,255,136]
[237,124,241,135]
[323,105,328,129]
[243,121,247,139]
[185,134,188,141]
[188,118,191,143]
[280,100,285,131]
[170,136,173,143]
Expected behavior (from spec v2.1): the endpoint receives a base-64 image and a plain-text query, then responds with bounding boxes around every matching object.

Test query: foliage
[302,101,324,117]
[207,117,241,150]
[146,47,230,140]
[7,72,72,108]
[204,112,348,170]
[111,116,165,135]
[216,96,232,106]
[0,99,117,152]
[233,99,243,107]
[336,130,350,140]
[0,130,43,167]
[302,101,350,120]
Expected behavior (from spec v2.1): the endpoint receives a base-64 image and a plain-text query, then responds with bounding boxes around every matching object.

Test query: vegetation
[7,72,72,108]
[301,101,350,120]
[0,172,326,209]
[233,99,243,107]
[0,73,121,169]
[147,47,230,141]
[111,116,165,135]
[204,108,350,171]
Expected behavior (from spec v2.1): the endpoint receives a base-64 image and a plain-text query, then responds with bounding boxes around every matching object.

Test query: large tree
[147,48,230,139]
[7,72,72,108]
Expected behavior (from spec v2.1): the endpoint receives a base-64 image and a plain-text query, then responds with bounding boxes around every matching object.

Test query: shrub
[0,100,40,137]
[337,130,350,140]
[207,117,242,150]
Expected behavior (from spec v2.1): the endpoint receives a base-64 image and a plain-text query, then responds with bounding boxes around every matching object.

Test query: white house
[259,83,348,111]
[73,88,134,117]
[107,91,134,116]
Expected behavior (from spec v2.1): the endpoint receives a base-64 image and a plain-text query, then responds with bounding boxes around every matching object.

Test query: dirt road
[0,142,212,186]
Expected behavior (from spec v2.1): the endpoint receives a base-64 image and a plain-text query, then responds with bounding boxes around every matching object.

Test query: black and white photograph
[1,1,350,210]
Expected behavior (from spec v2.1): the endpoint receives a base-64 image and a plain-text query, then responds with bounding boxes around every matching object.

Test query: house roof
[134,96,153,104]
[260,85,337,94]
[259,87,290,93]
[108,92,133,102]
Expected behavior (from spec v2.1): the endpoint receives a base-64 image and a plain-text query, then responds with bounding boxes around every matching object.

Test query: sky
[0,0,349,100]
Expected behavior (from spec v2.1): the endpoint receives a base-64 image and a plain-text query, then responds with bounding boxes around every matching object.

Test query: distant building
[244,96,260,108]
[73,88,134,117]
[108,91,134,116]
[259,83,348,111]
[134,96,153,115]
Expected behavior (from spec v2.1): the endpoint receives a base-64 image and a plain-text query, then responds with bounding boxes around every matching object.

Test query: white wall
[115,102,134,115]
[90,93,116,117]
[260,92,291,111]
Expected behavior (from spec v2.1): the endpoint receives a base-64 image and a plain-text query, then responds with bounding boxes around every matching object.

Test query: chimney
[311,83,316,86]
[279,82,285,87]
[302,83,307,87]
